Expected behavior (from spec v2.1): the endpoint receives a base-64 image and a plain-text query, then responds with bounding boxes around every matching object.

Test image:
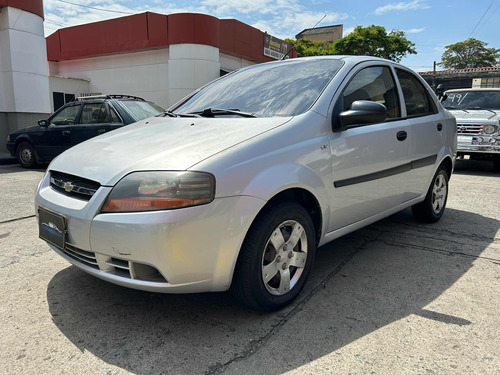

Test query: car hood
[10,125,41,135]
[449,109,500,121]
[49,115,292,185]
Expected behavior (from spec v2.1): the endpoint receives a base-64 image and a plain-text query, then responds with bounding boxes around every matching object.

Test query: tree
[285,38,333,57]
[439,38,500,69]
[332,25,416,62]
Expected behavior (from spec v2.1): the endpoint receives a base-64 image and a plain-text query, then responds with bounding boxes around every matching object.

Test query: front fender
[239,162,331,240]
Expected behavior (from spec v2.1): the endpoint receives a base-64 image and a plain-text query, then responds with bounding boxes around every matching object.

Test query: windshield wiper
[158,110,200,118]
[190,108,257,118]
[444,106,457,109]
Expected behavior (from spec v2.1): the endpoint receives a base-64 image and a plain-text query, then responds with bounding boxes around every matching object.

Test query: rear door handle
[397,131,407,141]
[437,123,443,131]
[62,131,71,136]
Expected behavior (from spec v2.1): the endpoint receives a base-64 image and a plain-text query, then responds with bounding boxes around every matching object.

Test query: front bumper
[36,171,265,293]
[457,138,500,155]
[6,141,16,157]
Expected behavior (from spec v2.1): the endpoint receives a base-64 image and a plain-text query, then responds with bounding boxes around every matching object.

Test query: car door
[328,64,412,231]
[394,68,445,201]
[36,104,81,159]
[70,103,111,146]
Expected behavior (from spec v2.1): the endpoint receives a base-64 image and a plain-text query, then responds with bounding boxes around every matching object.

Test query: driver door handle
[397,131,407,141]
[62,131,71,136]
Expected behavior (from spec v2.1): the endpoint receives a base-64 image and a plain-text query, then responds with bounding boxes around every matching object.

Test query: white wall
[49,76,90,111]
[219,53,256,73]
[50,49,170,108]
[48,45,259,110]
[0,6,50,113]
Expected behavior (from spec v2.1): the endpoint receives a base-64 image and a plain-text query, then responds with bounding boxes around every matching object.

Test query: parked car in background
[6,95,164,168]
[442,88,500,171]
[35,56,456,311]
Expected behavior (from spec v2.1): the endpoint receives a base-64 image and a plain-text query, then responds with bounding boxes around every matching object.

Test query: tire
[16,141,38,168]
[412,166,449,223]
[231,202,316,312]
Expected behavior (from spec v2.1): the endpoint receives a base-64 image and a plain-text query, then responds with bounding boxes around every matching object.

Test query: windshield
[173,59,343,117]
[442,90,500,110]
[119,101,164,120]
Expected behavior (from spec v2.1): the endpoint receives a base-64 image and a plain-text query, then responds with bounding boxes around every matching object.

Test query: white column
[0,6,50,151]
[168,44,220,107]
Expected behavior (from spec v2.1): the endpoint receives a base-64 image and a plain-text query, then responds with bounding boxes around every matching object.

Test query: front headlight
[102,171,215,213]
[483,124,496,134]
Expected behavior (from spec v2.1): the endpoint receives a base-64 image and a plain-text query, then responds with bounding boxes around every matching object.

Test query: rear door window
[80,103,108,124]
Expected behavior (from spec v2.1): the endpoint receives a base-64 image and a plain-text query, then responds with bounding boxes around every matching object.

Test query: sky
[42,0,500,72]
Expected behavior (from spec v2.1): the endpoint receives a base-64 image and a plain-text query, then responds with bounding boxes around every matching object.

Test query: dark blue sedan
[6,94,164,168]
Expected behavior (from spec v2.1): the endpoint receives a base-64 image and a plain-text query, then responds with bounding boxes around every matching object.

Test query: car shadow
[454,158,498,175]
[0,164,47,175]
[46,206,499,374]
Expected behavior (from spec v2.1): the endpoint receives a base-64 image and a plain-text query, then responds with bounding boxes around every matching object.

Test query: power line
[468,0,495,38]
[55,0,136,15]
[472,3,500,37]
[45,18,69,27]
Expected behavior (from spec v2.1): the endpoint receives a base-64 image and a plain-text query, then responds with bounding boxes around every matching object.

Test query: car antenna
[281,14,327,60]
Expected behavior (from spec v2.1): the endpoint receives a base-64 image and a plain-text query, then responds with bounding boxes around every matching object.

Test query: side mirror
[337,100,387,129]
[38,120,48,127]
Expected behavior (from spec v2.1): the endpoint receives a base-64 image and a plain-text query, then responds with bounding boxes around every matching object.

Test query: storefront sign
[264,33,291,60]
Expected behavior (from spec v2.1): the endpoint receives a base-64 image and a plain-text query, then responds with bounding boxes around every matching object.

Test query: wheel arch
[440,155,453,179]
[263,188,323,246]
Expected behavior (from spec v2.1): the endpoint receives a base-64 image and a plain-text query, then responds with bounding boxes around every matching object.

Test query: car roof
[66,94,146,105]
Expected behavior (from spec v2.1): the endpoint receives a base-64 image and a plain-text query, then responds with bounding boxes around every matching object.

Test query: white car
[35,56,457,311]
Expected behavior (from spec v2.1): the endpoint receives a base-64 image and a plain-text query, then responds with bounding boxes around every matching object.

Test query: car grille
[50,171,100,200]
[65,244,99,269]
[457,123,483,135]
[63,244,168,283]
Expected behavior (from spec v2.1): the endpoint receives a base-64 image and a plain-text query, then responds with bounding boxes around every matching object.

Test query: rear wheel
[231,202,316,312]
[412,166,449,223]
[16,142,38,168]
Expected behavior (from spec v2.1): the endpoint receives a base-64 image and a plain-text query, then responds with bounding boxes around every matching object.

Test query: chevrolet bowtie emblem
[63,182,74,192]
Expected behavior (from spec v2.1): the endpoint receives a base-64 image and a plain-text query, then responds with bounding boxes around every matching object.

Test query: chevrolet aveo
[35,56,457,311]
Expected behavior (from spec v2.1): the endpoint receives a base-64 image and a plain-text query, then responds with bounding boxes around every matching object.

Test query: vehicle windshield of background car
[119,101,165,120]
[173,59,344,117]
[442,90,500,110]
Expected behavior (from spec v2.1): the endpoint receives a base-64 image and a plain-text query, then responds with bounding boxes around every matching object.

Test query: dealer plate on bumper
[457,135,473,143]
[38,207,66,250]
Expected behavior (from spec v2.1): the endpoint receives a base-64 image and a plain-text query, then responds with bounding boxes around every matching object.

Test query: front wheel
[16,142,38,168]
[231,202,316,312]
[412,166,449,223]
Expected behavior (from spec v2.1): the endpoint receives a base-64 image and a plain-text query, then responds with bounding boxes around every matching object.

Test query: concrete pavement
[0,160,498,374]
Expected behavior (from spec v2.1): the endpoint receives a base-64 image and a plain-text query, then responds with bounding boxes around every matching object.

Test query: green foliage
[285,38,333,57]
[287,25,416,62]
[332,25,416,62]
[439,38,500,69]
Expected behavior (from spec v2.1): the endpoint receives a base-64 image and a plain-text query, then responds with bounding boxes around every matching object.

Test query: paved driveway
[0,160,498,374]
